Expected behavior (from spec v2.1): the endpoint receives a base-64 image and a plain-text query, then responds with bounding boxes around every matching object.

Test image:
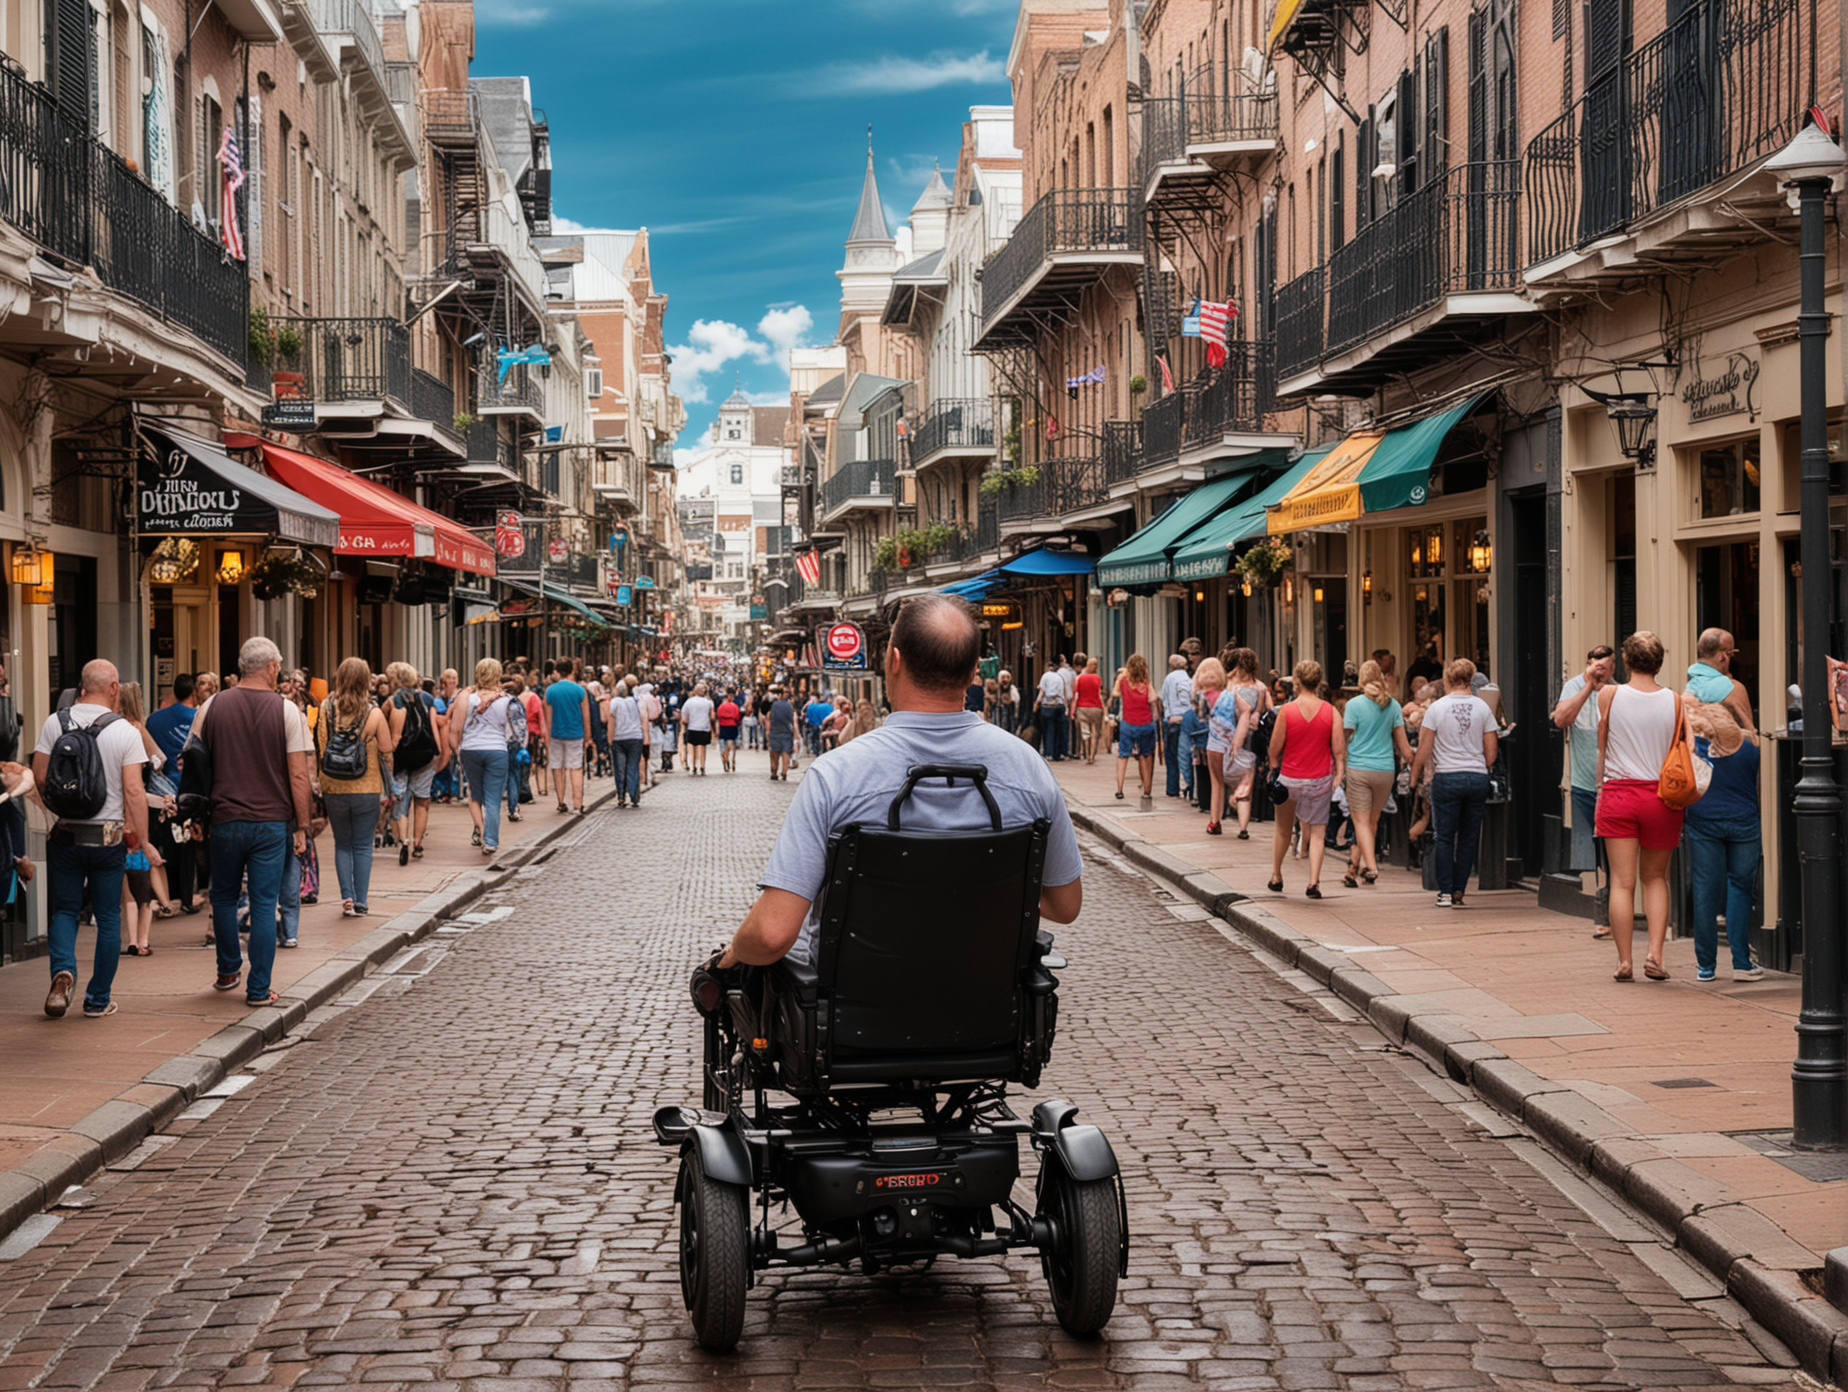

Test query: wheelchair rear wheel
[1038,1168,1120,1337]
[677,1148,749,1352]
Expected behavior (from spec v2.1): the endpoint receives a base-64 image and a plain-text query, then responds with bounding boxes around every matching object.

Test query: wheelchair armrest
[772,955,819,1008]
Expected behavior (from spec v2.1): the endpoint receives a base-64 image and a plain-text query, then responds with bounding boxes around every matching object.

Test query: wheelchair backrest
[814,764,1049,1061]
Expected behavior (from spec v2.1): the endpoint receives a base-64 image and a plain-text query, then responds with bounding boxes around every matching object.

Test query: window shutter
[1396,69,1417,198]
[1585,0,1628,77]
[1468,9,1489,166]
[46,0,93,122]
[1355,112,1373,231]
[586,368,603,400]
[1426,28,1449,181]
[1331,132,1346,250]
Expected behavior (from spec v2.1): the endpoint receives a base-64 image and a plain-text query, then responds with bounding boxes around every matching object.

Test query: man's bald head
[1697,628,1729,660]
[79,659,119,696]
[890,594,981,698]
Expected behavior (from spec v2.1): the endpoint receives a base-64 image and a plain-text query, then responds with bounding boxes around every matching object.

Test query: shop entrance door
[1506,492,1550,876]
[48,555,96,699]
[1694,539,1760,716]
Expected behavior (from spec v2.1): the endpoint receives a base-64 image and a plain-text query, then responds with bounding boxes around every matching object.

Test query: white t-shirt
[1059,665,1077,704]
[1037,671,1065,707]
[1557,675,1600,791]
[683,695,714,732]
[34,703,148,823]
[195,692,313,755]
[1421,694,1497,774]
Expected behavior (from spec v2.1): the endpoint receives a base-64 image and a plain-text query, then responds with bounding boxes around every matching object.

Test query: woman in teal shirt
[1343,659,1414,887]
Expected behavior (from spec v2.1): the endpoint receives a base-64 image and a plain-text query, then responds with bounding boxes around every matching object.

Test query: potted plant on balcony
[1129,373,1148,395]
[453,411,477,434]
[1233,535,1293,588]
[271,321,306,399]
[979,464,1041,496]
[248,306,274,367]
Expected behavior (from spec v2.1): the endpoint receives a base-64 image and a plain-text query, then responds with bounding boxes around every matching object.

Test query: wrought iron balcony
[1524,0,1805,273]
[1047,454,1109,517]
[1274,161,1523,392]
[464,419,502,467]
[1142,89,1279,203]
[424,88,478,148]
[0,61,248,370]
[1185,88,1280,153]
[912,398,998,468]
[477,357,545,419]
[411,367,455,430]
[995,470,1048,525]
[1181,344,1276,453]
[1141,392,1184,473]
[1103,420,1143,487]
[272,317,410,406]
[976,188,1142,347]
[820,457,897,521]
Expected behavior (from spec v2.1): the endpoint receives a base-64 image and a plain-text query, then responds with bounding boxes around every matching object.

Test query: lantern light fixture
[9,541,44,588]
[1584,385,1659,469]
[24,549,54,604]
[1469,530,1493,574]
[1427,530,1442,567]
[215,548,245,585]
[1313,586,1325,603]
[1239,576,1252,597]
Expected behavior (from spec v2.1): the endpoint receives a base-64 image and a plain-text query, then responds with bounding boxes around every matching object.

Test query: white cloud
[669,318,763,404]
[823,50,1006,95]
[756,305,813,360]
[550,213,590,234]
[673,446,705,468]
[745,391,787,407]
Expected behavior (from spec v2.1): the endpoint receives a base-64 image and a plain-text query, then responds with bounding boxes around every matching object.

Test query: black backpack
[319,701,369,780]
[42,709,122,820]
[1248,707,1277,763]
[394,692,438,772]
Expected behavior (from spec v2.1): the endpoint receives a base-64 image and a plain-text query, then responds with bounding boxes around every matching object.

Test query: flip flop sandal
[1643,960,1669,980]
[1306,885,1323,899]
[1267,879,1284,893]
[1613,965,1634,982]
[246,990,281,1007]
[411,844,424,860]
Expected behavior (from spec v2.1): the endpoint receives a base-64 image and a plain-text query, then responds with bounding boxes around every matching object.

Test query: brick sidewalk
[1048,752,1848,1375]
[0,786,611,1228]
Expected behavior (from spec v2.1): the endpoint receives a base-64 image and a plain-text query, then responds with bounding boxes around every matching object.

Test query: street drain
[1651,1078,1717,1089]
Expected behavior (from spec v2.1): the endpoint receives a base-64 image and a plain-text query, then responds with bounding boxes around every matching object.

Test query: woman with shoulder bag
[1343,658,1413,886]
[1683,701,1763,982]
[1265,659,1346,898]
[315,657,397,917]
[1595,631,1685,982]
[447,658,516,857]
[1221,648,1271,839]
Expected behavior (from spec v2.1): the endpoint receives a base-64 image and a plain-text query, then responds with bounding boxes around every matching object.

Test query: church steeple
[846,129,891,245]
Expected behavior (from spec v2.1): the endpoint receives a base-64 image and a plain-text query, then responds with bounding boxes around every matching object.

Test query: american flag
[795,549,820,586]
[1187,298,1237,368]
[1156,355,1175,393]
[216,126,246,260]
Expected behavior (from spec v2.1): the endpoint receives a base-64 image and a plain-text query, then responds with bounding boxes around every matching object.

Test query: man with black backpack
[385,662,443,864]
[30,659,153,1019]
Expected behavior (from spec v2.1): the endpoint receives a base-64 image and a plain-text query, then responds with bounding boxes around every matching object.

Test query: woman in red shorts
[1595,631,1684,982]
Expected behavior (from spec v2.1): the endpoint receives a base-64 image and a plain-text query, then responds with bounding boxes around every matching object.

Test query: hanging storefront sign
[496,510,525,558]
[498,517,545,576]
[635,575,656,589]
[1681,351,1761,423]
[260,398,318,432]
[978,599,1023,625]
[820,621,867,671]
[137,427,338,549]
[614,584,633,607]
[548,538,570,563]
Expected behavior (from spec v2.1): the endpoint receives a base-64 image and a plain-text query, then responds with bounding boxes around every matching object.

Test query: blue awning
[943,569,1002,598]
[1000,548,1096,577]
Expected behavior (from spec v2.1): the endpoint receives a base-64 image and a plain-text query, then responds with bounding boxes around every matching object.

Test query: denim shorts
[1117,721,1156,757]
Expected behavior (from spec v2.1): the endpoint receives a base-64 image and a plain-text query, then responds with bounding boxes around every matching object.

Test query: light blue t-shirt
[1686,661,1735,704]
[760,711,1085,967]
[544,679,588,740]
[1343,696,1405,772]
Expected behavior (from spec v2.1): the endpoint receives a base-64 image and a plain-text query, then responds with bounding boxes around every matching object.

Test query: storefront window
[1698,437,1761,518]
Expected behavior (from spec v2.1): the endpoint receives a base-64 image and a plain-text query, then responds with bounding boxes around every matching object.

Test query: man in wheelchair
[654,594,1126,1352]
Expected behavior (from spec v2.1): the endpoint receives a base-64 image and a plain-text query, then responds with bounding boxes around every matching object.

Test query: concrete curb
[1068,801,1848,1385]
[0,784,615,1248]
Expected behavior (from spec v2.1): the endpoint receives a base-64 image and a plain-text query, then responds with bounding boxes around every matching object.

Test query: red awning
[226,436,496,577]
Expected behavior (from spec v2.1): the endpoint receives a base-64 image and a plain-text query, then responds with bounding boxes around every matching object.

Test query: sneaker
[280,937,299,949]
[1734,965,1765,981]
[1697,967,1716,982]
[82,1000,118,1017]
[1435,893,1453,909]
[45,970,75,1018]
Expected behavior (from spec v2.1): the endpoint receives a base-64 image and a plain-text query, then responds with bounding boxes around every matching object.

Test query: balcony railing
[424,87,478,146]
[1182,343,1276,446]
[1048,455,1108,516]
[0,62,248,368]
[1142,392,1184,473]
[912,398,998,465]
[1141,98,1189,182]
[318,0,385,90]
[478,358,545,416]
[275,317,410,404]
[1184,88,1279,148]
[1524,0,1804,267]
[980,188,1142,325]
[1274,266,1325,382]
[465,419,501,466]
[1323,161,1520,360]
[1103,419,1143,486]
[821,457,897,516]
[412,368,455,430]
[996,469,1048,523]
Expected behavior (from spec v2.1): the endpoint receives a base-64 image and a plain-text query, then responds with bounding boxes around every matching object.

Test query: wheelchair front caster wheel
[677,1149,749,1352]
[1038,1169,1121,1337]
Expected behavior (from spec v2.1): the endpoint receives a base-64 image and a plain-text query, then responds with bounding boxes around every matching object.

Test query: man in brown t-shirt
[198,637,312,1007]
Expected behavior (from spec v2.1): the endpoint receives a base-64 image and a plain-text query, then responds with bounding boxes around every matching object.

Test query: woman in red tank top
[1112,654,1157,801]
[1264,659,1346,899]
[1072,658,1105,763]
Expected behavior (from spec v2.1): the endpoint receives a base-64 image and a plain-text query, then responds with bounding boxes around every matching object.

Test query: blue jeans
[278,846,301,945]
[1683,817,1760,971]
[1570,785,1601,874]
[613,738,644,802]
[1164,719,1185,796]
[1040,705,1067,761]
[1430,771,1491,897]
[324,791,379,908]
[506,748,524,815]
[460,748,508,848]
[1180,709,1205,802]
[47,838,125,1011]
[211,820,285,1001]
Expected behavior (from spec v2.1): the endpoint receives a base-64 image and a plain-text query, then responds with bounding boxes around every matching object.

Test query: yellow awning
[1265,429,1386,533]
[1266,0,1305,53]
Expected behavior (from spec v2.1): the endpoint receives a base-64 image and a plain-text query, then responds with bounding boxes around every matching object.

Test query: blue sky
[469,0,1016,447]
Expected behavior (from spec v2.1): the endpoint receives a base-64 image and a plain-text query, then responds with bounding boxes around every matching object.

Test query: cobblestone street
[0,759,1812,1390]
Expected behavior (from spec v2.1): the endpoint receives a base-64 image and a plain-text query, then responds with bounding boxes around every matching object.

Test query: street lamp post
[1767,125,1848,1150]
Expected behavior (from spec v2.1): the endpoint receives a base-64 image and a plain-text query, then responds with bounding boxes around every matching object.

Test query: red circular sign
[825,623,863,660]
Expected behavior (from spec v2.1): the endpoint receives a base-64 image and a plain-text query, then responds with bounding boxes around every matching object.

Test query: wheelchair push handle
[888,763,1003,832]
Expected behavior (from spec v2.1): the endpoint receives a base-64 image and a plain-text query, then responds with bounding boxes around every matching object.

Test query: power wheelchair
[653,763,1127,1353]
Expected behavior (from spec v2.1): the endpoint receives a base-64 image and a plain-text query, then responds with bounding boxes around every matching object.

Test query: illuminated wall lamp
[1313,586,1325,603]
[215,548,246,585]
[1362,570,1374,604]
[9,542,44,588]
[1469,530,1493,573]
[26,550,55,605]
[1239,576,1252,597]
[1585,386,1658,469]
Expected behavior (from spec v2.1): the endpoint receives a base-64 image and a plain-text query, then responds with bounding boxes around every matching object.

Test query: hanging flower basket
[249,551,323,601]
[1233,535,1293,587]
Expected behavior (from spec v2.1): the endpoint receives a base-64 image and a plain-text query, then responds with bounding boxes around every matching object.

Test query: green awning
[503,577,609,628]
[1094,449,1290,587]
[1170,447,1334,581]
[1355,394,1485,515]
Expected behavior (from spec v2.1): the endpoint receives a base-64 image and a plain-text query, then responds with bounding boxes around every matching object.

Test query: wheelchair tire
[677,1148,749,1353]
[1038,1168,1120,1337]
